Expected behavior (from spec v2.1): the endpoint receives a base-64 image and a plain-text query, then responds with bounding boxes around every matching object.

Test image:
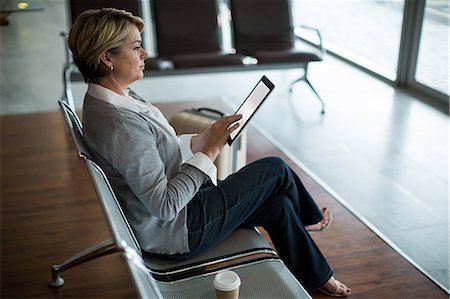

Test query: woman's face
[109,24,148,88]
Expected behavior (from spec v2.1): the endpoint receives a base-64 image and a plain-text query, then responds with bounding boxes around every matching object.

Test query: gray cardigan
[82,93,209,254]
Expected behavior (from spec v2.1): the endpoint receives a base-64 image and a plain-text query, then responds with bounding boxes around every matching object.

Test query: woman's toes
[306,207,332,232]
[320,276,351,297]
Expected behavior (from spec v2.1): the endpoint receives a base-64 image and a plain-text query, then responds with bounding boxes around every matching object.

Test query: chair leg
[304,77,325,114]
[289,64,326,114]
[48,239,119,287]
[288,66,307,93]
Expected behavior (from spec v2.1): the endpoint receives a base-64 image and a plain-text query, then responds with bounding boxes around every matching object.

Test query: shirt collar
[87,83,150,114]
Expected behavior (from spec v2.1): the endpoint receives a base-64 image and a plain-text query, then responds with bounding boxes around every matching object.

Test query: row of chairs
[52,99,313,298]
[64,0,326,114]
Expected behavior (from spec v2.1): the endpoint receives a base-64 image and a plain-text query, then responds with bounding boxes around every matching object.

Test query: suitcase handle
[196,108,225,117]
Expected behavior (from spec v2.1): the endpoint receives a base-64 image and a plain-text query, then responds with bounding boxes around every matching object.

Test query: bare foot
[305,207,332,232]
[319,276,351,297]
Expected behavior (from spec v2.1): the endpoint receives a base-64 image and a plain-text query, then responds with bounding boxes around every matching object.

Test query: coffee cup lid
[213,271,241,292]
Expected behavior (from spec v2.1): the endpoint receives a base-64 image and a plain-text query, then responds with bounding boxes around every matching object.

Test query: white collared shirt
[87,83,217,185]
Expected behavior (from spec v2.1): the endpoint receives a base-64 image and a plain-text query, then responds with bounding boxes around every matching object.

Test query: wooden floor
[1,102,447,299]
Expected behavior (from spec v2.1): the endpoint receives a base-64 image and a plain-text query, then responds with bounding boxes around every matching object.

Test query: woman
[68,8,351,297]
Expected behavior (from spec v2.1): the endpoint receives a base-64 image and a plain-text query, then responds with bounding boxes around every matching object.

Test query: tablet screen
[228,76,274,145]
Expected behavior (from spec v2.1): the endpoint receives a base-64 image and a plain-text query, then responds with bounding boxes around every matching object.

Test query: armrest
[295,25,326,55]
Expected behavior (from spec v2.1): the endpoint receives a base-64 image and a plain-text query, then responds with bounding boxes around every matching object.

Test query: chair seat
[142,228,275,281]
[250,49,322,64]
[169,53,254,69]
[156,259,312,299]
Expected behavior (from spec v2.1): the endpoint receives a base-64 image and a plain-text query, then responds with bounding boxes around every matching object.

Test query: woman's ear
[100,51,113,69]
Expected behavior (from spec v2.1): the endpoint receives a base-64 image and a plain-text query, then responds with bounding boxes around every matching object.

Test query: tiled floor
[0,0,448,293]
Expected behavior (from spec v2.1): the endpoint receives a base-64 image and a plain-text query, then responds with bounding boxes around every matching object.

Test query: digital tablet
[227,75,275,145]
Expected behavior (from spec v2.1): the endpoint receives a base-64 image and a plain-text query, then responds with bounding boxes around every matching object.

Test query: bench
[63,0,326,113]
[51,100,312,298]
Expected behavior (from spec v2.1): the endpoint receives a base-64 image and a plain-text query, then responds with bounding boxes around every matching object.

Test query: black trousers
[185,157,333,290]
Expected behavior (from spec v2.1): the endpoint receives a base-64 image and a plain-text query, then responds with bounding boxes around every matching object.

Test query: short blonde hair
[68,8,144,83]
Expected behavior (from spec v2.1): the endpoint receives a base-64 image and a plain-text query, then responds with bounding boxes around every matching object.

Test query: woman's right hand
[191,114,242,161]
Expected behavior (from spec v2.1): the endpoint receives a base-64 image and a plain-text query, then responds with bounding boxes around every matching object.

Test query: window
[294,0,404,80]
[294,0,449,103]
[415,0,449,95]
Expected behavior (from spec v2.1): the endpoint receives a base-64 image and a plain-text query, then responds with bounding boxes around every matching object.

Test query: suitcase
[169,108,247,180]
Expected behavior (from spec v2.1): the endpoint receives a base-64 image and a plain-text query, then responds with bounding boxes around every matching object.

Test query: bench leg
[48,239,119,287]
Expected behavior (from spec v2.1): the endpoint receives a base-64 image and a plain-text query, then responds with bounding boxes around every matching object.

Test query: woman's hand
[191,114,242,161]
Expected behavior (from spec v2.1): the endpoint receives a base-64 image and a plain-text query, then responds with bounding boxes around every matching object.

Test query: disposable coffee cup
[213,271,241,299]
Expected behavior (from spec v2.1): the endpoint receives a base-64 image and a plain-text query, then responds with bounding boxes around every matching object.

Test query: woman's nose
[141,48,148,59]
